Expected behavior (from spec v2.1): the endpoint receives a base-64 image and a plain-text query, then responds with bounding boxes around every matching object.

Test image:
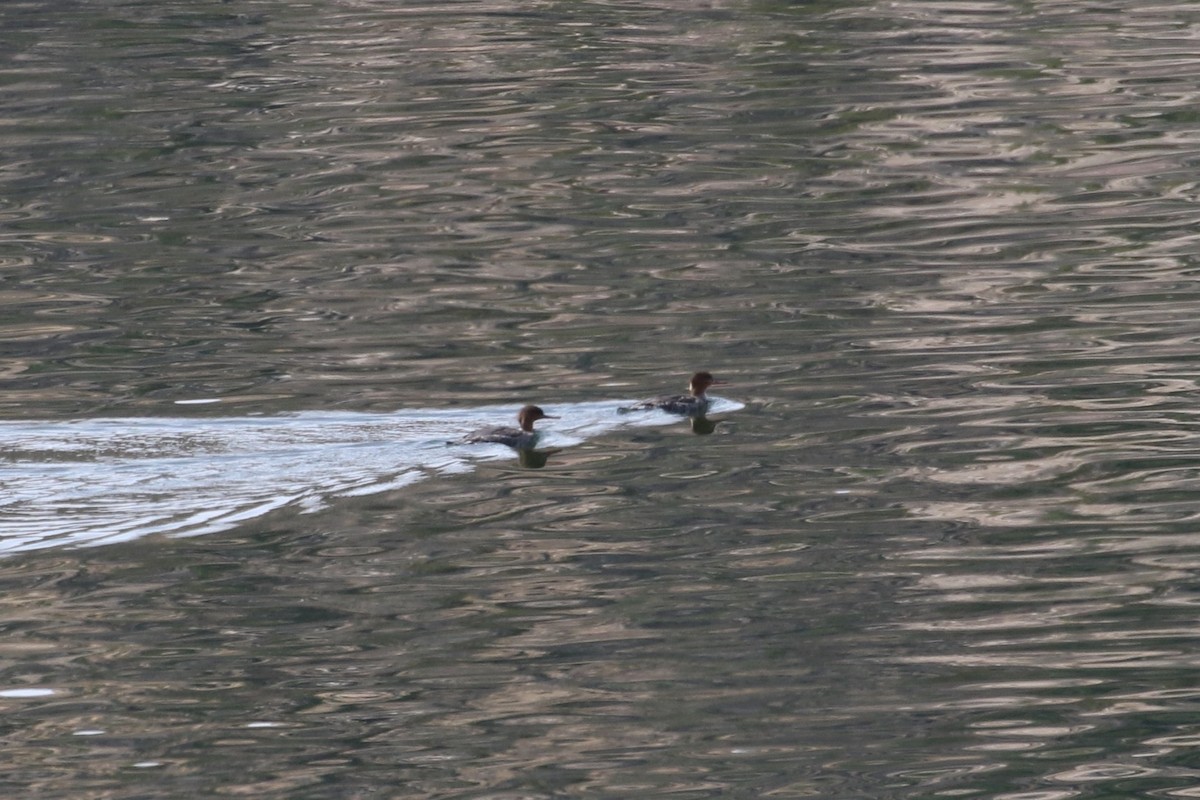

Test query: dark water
[5,0,1200,796]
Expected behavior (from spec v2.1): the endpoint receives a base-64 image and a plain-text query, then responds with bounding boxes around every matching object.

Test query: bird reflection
[689,415,722,435]
[516,447,560,468]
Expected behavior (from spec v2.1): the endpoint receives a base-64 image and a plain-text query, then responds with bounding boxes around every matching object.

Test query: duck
[465,404,557,448]
[621,371,727,416]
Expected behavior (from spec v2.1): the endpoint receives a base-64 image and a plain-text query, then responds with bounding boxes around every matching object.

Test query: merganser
[465,404,557,448]
[621,371,728,416]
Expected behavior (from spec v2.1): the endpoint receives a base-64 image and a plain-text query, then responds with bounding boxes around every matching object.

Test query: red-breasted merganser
[621,371,728,416]
[465,405,557,448]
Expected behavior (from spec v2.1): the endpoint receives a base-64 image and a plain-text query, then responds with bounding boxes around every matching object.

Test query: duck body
[622,371,726,416]
[465,404,557,449]
[466,426,540,449]
[625,393,712,416]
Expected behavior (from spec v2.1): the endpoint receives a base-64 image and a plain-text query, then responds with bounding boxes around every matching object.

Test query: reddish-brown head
[517,405,557,432]
[688,371,727,397]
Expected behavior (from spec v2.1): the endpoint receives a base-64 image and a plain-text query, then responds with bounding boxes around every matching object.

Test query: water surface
[4,0,1200,797]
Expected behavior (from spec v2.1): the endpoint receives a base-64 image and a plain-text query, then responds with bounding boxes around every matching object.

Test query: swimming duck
[465,404,557,448]
[621,371,727,416]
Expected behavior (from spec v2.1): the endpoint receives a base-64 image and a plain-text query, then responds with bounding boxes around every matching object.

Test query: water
[4,0,1200,796]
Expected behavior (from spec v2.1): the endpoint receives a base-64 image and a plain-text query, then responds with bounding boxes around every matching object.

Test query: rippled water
[6,0,1200,797]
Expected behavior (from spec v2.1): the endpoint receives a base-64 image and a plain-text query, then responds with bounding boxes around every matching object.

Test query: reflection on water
[0,398,742,553]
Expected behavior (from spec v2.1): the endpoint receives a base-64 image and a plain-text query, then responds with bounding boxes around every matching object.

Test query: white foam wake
[0,398,742,554]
